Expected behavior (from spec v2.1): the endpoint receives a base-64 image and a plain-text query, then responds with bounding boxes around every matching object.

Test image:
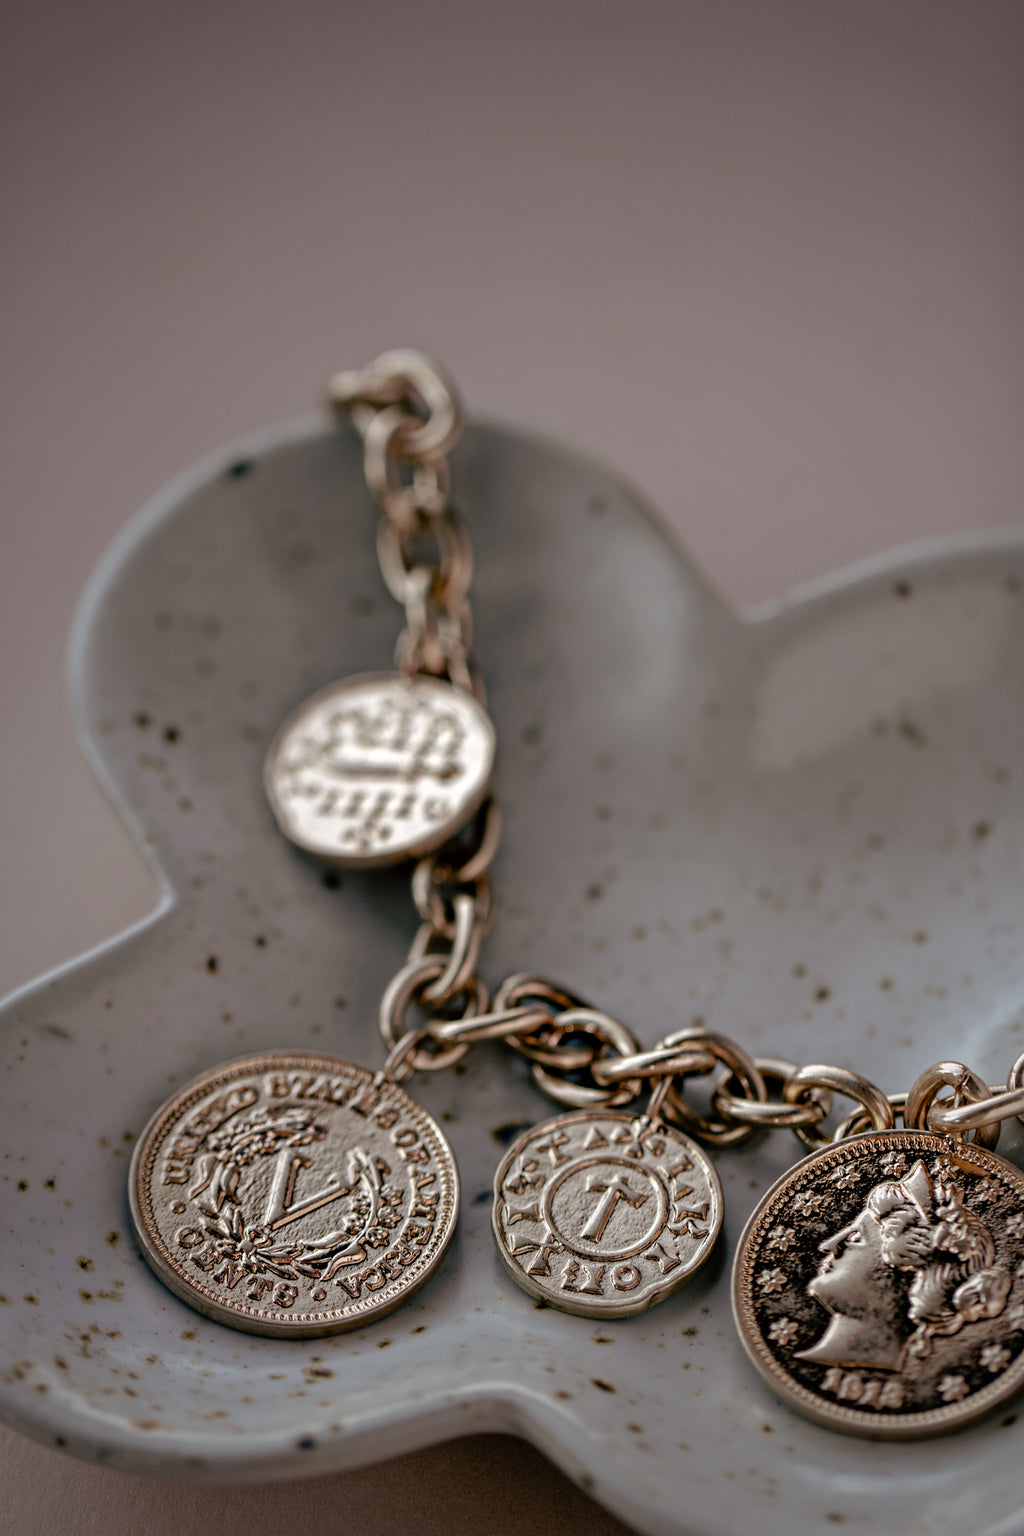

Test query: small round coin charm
[130,1051,459,1336]
[732,1130,1024,1437]
[264,672,496,867]
[492,1109,723,1317]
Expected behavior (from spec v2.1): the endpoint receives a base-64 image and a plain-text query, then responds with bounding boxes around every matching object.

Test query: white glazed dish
[1,414,1023,1536]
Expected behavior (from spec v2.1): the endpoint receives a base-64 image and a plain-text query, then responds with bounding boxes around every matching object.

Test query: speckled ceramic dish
[2,415,1023,1536]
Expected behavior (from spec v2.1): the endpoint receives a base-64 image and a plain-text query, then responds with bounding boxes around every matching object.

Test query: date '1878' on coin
[129,1052,459,1336]
[732,1130,1024,1437]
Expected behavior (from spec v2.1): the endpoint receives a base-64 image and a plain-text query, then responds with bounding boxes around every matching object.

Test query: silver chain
[332,350,1024,1155]
[329,348,477,696]
[330,350,497,1078]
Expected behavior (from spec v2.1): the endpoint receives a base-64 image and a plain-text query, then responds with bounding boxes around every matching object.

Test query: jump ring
[662,1029,767,1147]
[904,1061,1000,1150]
[783,1064,893,1149]
[378,955,486,1072]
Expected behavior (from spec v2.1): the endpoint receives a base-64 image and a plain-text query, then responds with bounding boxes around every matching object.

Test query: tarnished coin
[129,1051,459,1336]
[732,1130,1024,1437]
[264,672,495,867]
[492,1110,722,1317]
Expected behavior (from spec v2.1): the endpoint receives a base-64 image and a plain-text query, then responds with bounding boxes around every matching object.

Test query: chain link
[331,349,476,691]
[659,1028,768,1147]
[714,1058,832,1131]
[904,1061,1001,1151]
[374,937,1024,1153]
[930,1084,1024,1134]
[378,954,488,1073]
[408,893,484,1005]
[394,961,1024,1153]
[329,348,463,463]
[336,354,1024,1154]
[331,351,504,1077]
[382,805,498,1067]
[492,975,600,1070]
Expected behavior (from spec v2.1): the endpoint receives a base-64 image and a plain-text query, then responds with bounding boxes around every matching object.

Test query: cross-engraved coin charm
[130,1052,459,1336]
[732,1129,1024,1437]
[492,1106,723,1317]
[264,672,496,867]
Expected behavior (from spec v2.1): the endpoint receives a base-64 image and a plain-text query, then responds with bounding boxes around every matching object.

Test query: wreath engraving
[185,1103,405,1284]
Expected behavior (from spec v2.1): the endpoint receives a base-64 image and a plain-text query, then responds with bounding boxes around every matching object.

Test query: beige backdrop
[2,2,1022,1532]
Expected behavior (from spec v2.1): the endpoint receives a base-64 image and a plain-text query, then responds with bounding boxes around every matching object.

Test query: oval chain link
[659,1028,767,1147]
[338,356,1024,1152]
[784,1064,894,1147]
[714,1058,832,1131]
[904,1061,1001,1150]
[493,974,602,1071]
[378,954,487,1073]
[329,348,463,462]
[332,350,475,688]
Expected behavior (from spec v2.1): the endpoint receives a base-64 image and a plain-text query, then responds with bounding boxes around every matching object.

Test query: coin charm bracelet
[130,351,1024,1438]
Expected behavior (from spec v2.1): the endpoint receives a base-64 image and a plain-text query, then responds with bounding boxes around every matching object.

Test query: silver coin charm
[264,672,496,867]
[129,1051,459,1336]
[732,1130,1024,1437]
[492,1109,723,1317]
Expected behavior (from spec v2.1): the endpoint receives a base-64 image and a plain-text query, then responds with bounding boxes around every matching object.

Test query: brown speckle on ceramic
[2,420,1023,1536]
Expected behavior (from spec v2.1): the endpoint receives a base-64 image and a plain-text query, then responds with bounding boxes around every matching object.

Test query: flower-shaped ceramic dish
[2,416,1023,1536]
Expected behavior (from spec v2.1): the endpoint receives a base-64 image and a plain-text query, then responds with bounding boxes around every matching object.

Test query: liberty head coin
[732,1130,1024,1437]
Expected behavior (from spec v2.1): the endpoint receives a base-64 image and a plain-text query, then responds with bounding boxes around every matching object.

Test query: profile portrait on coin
[797,1160,1011,1372]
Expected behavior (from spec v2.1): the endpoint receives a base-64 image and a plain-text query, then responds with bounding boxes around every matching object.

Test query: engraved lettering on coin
[264,672,495,866]
[129,1052,459,1335]
[732,1130,1024,1437]
[492,1110,722,1317]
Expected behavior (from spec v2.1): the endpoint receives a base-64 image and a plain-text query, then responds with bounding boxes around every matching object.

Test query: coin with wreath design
[732,1130,1024,1437]
[130,1051,459,1335]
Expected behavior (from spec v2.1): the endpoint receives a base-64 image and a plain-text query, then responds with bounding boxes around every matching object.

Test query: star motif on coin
[732,1130,1024,1437]
[492,1109,722,1318]
[766,1225,796,1253]
[757,1268,787,1296]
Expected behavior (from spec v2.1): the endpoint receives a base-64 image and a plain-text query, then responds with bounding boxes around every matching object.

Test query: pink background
[2,3,1022,1531]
